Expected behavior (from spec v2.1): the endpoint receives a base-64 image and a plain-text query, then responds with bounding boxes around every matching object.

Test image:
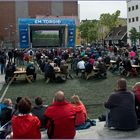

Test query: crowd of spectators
[0,78,140,139]
[0,44,140,138]
[0,43,140,83]
[0,91,88,139]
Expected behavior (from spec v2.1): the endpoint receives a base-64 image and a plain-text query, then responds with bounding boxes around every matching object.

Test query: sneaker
[109,127,116,130]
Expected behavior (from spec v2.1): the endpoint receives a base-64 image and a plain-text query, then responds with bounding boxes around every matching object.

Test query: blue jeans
[1,64,5,74]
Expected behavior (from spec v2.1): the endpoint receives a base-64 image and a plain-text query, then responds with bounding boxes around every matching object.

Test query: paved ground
[41,120,140,139]
[0,74,5,91]
[75,120,140,139]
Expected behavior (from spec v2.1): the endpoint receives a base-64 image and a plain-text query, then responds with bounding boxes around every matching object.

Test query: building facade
[105,26,127,47]
[127,0,140,46]
[0,1,78,46]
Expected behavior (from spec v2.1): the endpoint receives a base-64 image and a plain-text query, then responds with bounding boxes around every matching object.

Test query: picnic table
[131,65,140,75]
[110,60,116,63]
[54,66,67,81]
[108,60,117,70]
[10,68,32,83]
[132,65,140,68]
[86,66,99,80]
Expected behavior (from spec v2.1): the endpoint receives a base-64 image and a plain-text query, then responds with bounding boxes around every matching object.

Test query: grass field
[0,71,140,118]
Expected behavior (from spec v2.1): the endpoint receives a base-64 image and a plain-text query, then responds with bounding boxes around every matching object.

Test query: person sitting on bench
[5,62,16,83]
[26,62,36,81]
[76,58,85,77]
[44,60,55,83]
[96,58,107,78]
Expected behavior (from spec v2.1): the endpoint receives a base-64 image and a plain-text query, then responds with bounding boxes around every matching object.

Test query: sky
[78,1,127,20]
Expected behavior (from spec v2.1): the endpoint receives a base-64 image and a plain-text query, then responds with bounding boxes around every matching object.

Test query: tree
[129,27,137,43]
[129,27,140,46]
[98,10,121,43]
[79,20,99,44]
[100,10,121,31]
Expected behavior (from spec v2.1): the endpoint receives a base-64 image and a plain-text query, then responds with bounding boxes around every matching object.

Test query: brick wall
[63,1,78,16]
[0,1,15,40]
[28,1,51,18]
[0,1,78,41]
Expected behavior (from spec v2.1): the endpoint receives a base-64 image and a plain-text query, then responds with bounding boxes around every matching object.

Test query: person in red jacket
[11,97,41,139]
[71,95,87,126]
[44,91,76,139]
[132,82,140,123]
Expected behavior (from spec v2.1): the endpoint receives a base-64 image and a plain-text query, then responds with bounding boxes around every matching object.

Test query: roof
[105,26,127,41]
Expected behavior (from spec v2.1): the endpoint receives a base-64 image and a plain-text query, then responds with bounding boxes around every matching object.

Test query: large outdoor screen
[32,30,59,47]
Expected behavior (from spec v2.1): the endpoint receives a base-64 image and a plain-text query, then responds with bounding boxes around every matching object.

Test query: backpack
[0,104,7,117]
[0,121,11,139]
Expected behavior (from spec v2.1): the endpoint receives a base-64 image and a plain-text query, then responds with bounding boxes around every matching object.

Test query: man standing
[0,51,6,74]
[44,91,76,139]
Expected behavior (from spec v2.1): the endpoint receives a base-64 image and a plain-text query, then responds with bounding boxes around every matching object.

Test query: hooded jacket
[72,103,87,126]
[44,100,76,139]
[12,114,41,139]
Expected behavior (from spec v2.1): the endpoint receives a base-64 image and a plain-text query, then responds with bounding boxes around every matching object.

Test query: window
[129,18,131,23]
[132,18,135,22]
[128,7,131,11]
[136,5,138,9]
[136,17,139,22]
[132,6,134,10]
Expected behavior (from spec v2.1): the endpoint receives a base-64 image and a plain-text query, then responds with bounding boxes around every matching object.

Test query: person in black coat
[5,62,16,83]
[104,78,138,130]
[31,97,48,128]
[44,60,55,83]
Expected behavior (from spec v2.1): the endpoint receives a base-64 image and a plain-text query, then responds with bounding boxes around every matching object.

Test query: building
[0,1,79,47]
[127,0,140,46]
[104,26,127,47]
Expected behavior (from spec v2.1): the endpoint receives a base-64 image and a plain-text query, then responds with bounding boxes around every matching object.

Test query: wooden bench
[10,70,32,83]
[85,67,99,80]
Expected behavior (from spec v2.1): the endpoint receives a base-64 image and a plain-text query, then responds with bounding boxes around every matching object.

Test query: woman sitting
[11,97,41,139]
[0,98,13,126]
[26,62,36,81]
[71,95,87,127]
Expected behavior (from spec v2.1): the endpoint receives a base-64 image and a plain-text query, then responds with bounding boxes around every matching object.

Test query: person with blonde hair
[0,98,13,126]
[71,95,87,127]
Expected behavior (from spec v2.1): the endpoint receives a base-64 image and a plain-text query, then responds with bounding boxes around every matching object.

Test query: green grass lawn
[0,72,140,118]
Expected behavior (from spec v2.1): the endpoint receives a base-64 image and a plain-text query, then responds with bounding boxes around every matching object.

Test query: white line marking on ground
[0,81,12,103]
